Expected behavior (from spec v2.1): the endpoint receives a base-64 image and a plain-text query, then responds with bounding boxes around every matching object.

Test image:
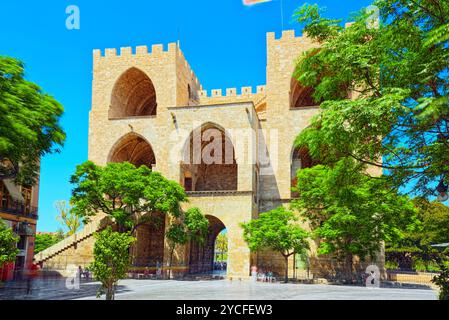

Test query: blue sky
[0,0,373,232]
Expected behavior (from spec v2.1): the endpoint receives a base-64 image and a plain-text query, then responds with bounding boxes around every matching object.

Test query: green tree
[0,56,65,185]
[241,207,309,283]
[70,161,187,233]
[0,218,19,267]
[432,258,449,300]
[89,227,135,300]
[291,158,417,280]
[34,232,64,254]
[166,208,208,279]
[215,232,228,262]
[55,200,83,237]
[293,1,449,198]
[386,199,449,270]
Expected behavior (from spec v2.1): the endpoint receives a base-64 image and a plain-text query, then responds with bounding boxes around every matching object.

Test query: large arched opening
[290,77,320,109]
[108,133,156,168]
[180,123,237,192]
[109,67,157,118]
[291,146,316,198]
[189,215,227,275]
[108,133,163,272]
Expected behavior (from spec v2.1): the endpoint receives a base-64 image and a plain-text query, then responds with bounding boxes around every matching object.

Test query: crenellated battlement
[266,29,312,45]
[93,42,178,60]
[198,85,265,99]
[93,42,202,91]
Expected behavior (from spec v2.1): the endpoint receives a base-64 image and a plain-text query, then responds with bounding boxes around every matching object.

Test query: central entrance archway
[189,215,227,275]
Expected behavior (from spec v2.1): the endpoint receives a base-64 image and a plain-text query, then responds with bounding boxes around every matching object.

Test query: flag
[243,0,272,6]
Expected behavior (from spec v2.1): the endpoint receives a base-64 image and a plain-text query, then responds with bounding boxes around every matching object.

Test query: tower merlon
[241,86,252,95]
[105,48,117,57]
[226,88,237,97]
[151,44,164,56]
[136,45,148,55]
[120,47,132,56]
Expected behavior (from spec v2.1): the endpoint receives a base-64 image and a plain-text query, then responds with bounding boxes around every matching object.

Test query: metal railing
[0,200,38,219]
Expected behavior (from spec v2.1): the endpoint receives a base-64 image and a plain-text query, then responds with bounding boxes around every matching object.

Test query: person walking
[251,265,258,282]
[26,260,40,295]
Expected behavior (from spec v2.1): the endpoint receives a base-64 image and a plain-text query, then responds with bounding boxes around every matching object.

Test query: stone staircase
[34,215,110,263]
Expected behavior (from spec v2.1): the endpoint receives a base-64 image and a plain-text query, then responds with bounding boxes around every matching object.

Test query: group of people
[251,266,275,283]
[77,266,91,280]
[214,261,227,271]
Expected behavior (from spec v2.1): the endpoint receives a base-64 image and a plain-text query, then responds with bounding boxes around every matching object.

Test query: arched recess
[109,67,157,118]
[180,123,237,191]
[290,77,320,109]
[108,133,162,269]
[291,146,317,198]
[189,215,227,274]
[108,133,156,168]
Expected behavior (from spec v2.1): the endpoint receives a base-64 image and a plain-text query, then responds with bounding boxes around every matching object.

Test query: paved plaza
[0,278,438,300]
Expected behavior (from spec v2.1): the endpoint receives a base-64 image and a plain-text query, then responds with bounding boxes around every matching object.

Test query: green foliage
[432,259,449,300]
[384,260,399,271]
[386,199,449,269]
[215,232,228,262]
[70,161,187,232]
[0,56,65,185]
[293,1,449,197]
[412,258,441,273]
[165,207,208,278]
[55,200,83,237]
[0,218,19,266]
[291,158,416,274]
[241,206,309,282]
[89,227,135,300]
[34,232,64,254]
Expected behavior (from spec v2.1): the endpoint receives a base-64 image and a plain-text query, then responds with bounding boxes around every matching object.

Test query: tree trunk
[168,247,175,280]
[106,283,114,300]
[345,253,353,283]
[293,253,297,281]
[284,255,289,283]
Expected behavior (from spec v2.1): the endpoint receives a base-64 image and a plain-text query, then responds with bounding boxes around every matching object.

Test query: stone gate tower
[36,30,325,279]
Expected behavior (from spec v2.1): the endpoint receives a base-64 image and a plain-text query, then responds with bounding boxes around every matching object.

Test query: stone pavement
[0,278,438,300]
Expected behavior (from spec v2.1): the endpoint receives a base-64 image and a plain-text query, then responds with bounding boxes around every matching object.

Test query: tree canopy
[166,207,209,278]
[386,199,449,270]
[70,161,187,233]
[293,0,449,197]
[0,56,65,185]
[55,200,83,237]
[89,227,135,300]
[34,232,64,254]
[0,218,19,267]
[291,158,417,277]
[241,206,309,282]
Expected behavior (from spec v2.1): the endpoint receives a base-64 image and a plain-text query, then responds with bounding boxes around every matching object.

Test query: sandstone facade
[37,30,370,280]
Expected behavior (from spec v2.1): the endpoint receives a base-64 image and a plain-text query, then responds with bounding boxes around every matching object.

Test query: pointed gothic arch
[110,67,157,118]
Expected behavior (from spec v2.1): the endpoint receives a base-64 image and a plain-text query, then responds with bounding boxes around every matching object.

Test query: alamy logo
[66,5,80,30]
[65,265,80,290]
[365,265,381,288]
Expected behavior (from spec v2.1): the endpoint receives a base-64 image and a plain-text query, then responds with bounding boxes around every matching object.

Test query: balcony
[0,200,38,220]
[14,222,35,236]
